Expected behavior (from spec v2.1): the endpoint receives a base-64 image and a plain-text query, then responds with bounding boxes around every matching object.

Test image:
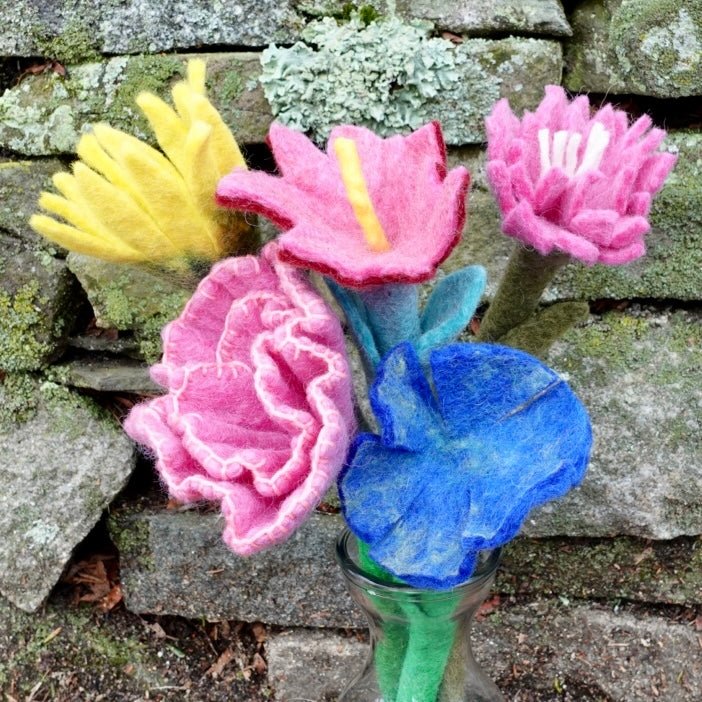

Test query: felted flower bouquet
[30,61,676,701]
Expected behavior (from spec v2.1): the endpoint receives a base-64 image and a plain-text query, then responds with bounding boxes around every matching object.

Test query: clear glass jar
[336,530,504,702]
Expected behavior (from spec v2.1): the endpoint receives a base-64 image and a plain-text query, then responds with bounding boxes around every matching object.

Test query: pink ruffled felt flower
[216,121,470,288]
[485,85,677,265]
[124,242,355,555]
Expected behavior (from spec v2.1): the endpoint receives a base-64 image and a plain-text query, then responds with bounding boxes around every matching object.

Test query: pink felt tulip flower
[124,242,355,556]
[485,86,676,265]
[216,121,470,288]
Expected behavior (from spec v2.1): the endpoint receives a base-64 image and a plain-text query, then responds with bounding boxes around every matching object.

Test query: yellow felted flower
[30,59,249,267]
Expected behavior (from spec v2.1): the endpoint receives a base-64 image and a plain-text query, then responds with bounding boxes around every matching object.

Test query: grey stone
[261,16,562,145]
[0,235,79,372]
[501,536,702,606]
[447,131,702,301]
[0,0,570,59]
[55,357,160,393]
[111,510,364,627]
[267,629,367,702]
[0,159,67,250]
[565,0,702,98]
[66,253,192,363]
[268,603,702,701]
[67,333,142,358]
[0,53,271,156]
[0,1,302,57]
[0,375,135,611]
[525,306,702,539]
[395,0,572,36]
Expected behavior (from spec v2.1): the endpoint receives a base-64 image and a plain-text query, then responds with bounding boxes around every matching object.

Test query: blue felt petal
[417,266,486,362]
[431,343,559,434]
[338,434,431,547]
[340,342,593,589]
[358,283,420,357]
[369,342,439,451]
[326,278,381,370]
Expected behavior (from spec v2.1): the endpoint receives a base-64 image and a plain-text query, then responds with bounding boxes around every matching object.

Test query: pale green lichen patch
[260,13,561,144]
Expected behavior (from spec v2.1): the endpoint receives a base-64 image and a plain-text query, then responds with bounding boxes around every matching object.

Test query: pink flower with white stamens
[124,242,355,556]
[486,85,677,265]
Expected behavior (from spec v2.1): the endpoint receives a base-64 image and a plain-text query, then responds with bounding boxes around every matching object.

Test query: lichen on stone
[259,12,502,144]
[610,0,702,95]
[0,281,53,373]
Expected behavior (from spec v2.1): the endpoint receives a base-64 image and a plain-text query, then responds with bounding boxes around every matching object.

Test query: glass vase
[336,530,504,702]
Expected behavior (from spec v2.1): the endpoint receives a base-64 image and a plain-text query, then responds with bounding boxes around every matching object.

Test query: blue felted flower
[338,341,592,589]
[327,266,486,375]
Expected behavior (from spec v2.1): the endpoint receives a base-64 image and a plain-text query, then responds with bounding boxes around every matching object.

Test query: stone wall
[0,1,700,699]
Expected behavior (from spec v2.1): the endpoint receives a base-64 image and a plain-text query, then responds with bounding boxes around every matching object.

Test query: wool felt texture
[216,121,470,288]
[326,265,486,374]
[485,85,676,266]
[338,341,592,589]
[124,242,356,556]
[356,540,462,702]
[30,59,251,266]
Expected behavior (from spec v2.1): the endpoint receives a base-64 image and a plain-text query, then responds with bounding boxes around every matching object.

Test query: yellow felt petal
[29,215,145,262]
[76,132,135,196]
[38,192,98,234]
[187,59,206,96]
[71,162,179,258]
[135,92,189,173]
[118,139,220,258]
[52,172,83,202]
[182,121,220,216]
[187,93,246,173]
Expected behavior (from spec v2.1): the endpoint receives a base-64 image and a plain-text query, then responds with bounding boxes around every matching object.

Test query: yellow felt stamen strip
[333,137,390,253]
[187,58,207,96]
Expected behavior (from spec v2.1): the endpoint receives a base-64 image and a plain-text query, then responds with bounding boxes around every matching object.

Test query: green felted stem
[394,594,459,702]
[499,301,591,358]
[476,245,569,344]
[358,541,407,701]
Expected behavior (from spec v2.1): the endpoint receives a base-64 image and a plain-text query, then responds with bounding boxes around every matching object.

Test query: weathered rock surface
[114,506,702,626]
[111,511,364,627]
[0,0,571,59]
[527,306,702,539]
[268,602,702,701]
[0,375,135,611]
[267,629,367,701]
[261,18,562,145]
[448,131,702,301]
[66,253,192,363]
[0,159,66,250]
[502,536,702,605]
[396,0,572,36]
[0,53,271,156]
[56,357,159,393]
[0,1,302,57]
[565,0,702,98]
[0,236,79,372]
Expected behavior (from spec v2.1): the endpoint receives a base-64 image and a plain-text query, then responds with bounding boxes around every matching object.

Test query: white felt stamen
[538,129,551,175]
[576,122,610,176]
[551,130,569,169]
[564,132,582,177]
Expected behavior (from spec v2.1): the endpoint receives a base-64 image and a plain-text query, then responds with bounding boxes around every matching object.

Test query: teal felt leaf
[417,265,486,361]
